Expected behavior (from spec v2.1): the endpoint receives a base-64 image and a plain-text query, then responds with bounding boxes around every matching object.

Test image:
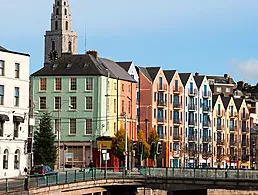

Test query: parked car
[29,165,57,176]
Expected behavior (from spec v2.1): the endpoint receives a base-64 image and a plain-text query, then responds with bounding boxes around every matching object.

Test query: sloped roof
[179,73,191,86]
[145,67,161,81]
[212,95,219,109]
[194,75,205,88]
[0,46,30,56]
[221,96,231,109]
[206,75,236,84]
[234,98,243,111]
[116,62,132,72]
[137,66,152,81]
[163,70,176,83]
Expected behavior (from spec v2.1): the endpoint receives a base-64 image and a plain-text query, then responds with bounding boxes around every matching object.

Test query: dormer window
[66,64,72,68]
[83,63,89,68]
[52,64,58,69]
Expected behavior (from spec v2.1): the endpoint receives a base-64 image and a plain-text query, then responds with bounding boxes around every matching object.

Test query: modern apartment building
[0,46,30,178]
[194,74,213,167]
[138,67,169,167]
[30,51,136,168]
[163,70,184,168]
[179,73,198,167]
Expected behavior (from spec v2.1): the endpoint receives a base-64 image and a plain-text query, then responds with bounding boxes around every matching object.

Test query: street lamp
[121,112,127,174]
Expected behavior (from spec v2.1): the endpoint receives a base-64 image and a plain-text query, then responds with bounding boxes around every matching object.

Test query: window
[40,97,47,109]
[70,96,77,109]
[0,60,4,76]
[216,87,222,92]
[154,92,156,101]
[226,88,230,93]
[69,119,76,135]
[122,100,124,113]
[170,94,172,104]
[170,127,172,136]
[128,101,131,114]
[14,122,19,138]
[68,41,72,52]
[14,150,20,169]
[54,97,61,110]
[85,96,92,110]
[65,8,67,15]
[154,109,156,118]
[55,21,58,30]
[0,121,3,136]
[15,63,20,78]
[52,41,55,51]
[128,84,131,93]
[114,99,117,113]
[0,85,4,105]
[56,8,59,15]
[170,143,172,152]
[54,119,60,135]
[66,21,69,30]
[57,1,60,5]
[85,119,92,134]
[14,87,19,107]
[3,149,8,169]
[114,83,117,90]
[55,78,62,91]
[122,84,124,92]
[170,111,172,120]
[70,78,77,91]
[86,78,93,91]
[40,78,47,91]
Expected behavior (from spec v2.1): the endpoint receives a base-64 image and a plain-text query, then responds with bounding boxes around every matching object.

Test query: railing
[188,120,197,126]
[157,100,167,107]
[202,152,212,159]
[216,125,224,131]
[229,126,237,132]
[203,106,211,112]
[173,134,180,141]
[229,112,238,118]
[157,117,164,123]
[230,141,235,147]
[242,127,249,133]
[216,110,224,117]
[202,136,211,143]
[202,91,211,98]
[188,104,197,111]
[188,150,196,158]
[173,86,183,94]
[188,135,197,142]
[203,122,211,128]
[157,84,167,91]
[241,113,249,120]
[173,103,182,109]
[188,88,197,96]
[217,139,225,146]
[4,167,258,193]
[174,118,182,125]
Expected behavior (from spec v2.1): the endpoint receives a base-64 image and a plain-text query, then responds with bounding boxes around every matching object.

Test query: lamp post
[121,112,127,174]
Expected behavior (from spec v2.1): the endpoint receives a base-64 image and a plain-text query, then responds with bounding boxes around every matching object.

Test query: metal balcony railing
[188,104,197,111]
[241,113,250,120]
[202,91,211,98]
[174,118,182,125]
[188,88,197,96]
[173,86,183,94]
[202,136,211,143]
[188,120,197,126]
[157,84,167,91]
[157,100,167,107]
[188,135,197,142]
[203,106,211,112]
[173,134,180,141]
[229,112,238,118]
[173,103,182,109]
[217,139,225,146]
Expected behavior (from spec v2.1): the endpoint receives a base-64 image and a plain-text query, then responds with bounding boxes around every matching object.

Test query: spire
[51,0,72,32]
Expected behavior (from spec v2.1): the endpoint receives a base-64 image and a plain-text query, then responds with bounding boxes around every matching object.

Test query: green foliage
[111,128,130,161]
[148,128,160,160]
[136,130,150,160]
[34,112,57,169]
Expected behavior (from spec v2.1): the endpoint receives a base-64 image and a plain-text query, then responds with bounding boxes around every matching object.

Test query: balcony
[203,121,211,128]
[241,113,250,120]
[203,106,211,113]
[202,91,211,98]
[241,141,248,147]
[202,151,212,159]
[229,112,238,119]
[202,136,211,143]
[230,140,235,147]
[217,139,225,146]
[136,99,139,105]
[174,118,182,126]
[188,120,197,127]
[173,134,180,141]
[157,100,167,107]
[188,104,197,111]
[216,110,224,118]
[173,103,182,110]
[157,117,164,124]
[188,150,196,158]
[242,127,250,133]
[173,86,183,94]
[242,155,249,162]
[229,125,237,132]
[188,88,197,96]
[157,84,167,91]
[188,135,197,142]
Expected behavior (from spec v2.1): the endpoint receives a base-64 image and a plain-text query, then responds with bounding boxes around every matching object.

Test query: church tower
[44,0,77,63]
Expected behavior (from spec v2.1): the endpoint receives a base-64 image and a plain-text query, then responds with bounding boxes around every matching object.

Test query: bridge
[1,167,258,195]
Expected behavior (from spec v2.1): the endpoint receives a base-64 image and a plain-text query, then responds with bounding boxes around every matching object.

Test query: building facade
[0,46,30,178]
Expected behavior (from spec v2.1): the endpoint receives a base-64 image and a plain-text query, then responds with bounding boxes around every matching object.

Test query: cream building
[0,46,30,178]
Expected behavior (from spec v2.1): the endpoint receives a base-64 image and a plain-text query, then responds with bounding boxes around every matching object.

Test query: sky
[1,0,258,84]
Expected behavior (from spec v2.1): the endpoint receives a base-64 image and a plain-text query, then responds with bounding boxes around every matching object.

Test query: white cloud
[232,59,258,80]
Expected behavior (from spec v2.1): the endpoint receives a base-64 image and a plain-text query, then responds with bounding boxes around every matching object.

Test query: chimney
[195,72,199,76]
[224,73,228,78]
[86,50,98,59]
[237,80,244,90]
[228,76,233,84]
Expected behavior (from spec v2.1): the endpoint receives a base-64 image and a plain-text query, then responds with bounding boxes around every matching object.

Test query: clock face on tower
[48,50,59,62]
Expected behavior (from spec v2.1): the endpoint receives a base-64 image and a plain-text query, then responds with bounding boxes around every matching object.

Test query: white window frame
[15,63,20,78]
[40,78,47,91]
[39,97,47,110]
[55,78,62,91]
[0,60,5,76]
[85,96,92,111]
[69,119,76,135]
[216,87,222,92]
[0,121,4,137]
[0,85,4,105]
[70,78,77,91]
[70,96,77,110]
[85,119,92,135]
[226,87,230,93]
[54,97,61,110]
[14,87,19,107]
[85,78,93,91]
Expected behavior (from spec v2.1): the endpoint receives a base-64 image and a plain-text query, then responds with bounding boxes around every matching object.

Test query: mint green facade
[31,75,109,143]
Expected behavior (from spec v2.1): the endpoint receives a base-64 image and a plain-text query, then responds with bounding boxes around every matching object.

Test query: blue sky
[1,0,258,84]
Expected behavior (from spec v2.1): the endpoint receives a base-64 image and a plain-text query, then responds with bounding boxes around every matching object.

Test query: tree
[136,130,150,160]
[148,128,160,162]
[34,112,57,169]
[111,128,130,161]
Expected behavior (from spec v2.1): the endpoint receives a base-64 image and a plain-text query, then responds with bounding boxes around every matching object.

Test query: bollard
[24,177,29,191]
[65,171,68,183]
[74,170,77,182]
[55,172,59,184]
[5,178,8,192]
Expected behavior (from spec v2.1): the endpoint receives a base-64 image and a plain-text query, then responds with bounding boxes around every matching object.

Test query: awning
[0,114,9,122]
[13,116,24,123]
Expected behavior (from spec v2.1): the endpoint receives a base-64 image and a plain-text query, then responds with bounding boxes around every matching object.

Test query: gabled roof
[145,67,161,81]
[137,66,152,81]
[0,45,30,56]
[31,54,136,82]
[206,75,236,84]
[194,75,205,88]
[234,98,243,111]
[163,70,176,83]
[179,73,191,86]
[116,62,132,72]
[221,96,231,109]
[212,95,219,109]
